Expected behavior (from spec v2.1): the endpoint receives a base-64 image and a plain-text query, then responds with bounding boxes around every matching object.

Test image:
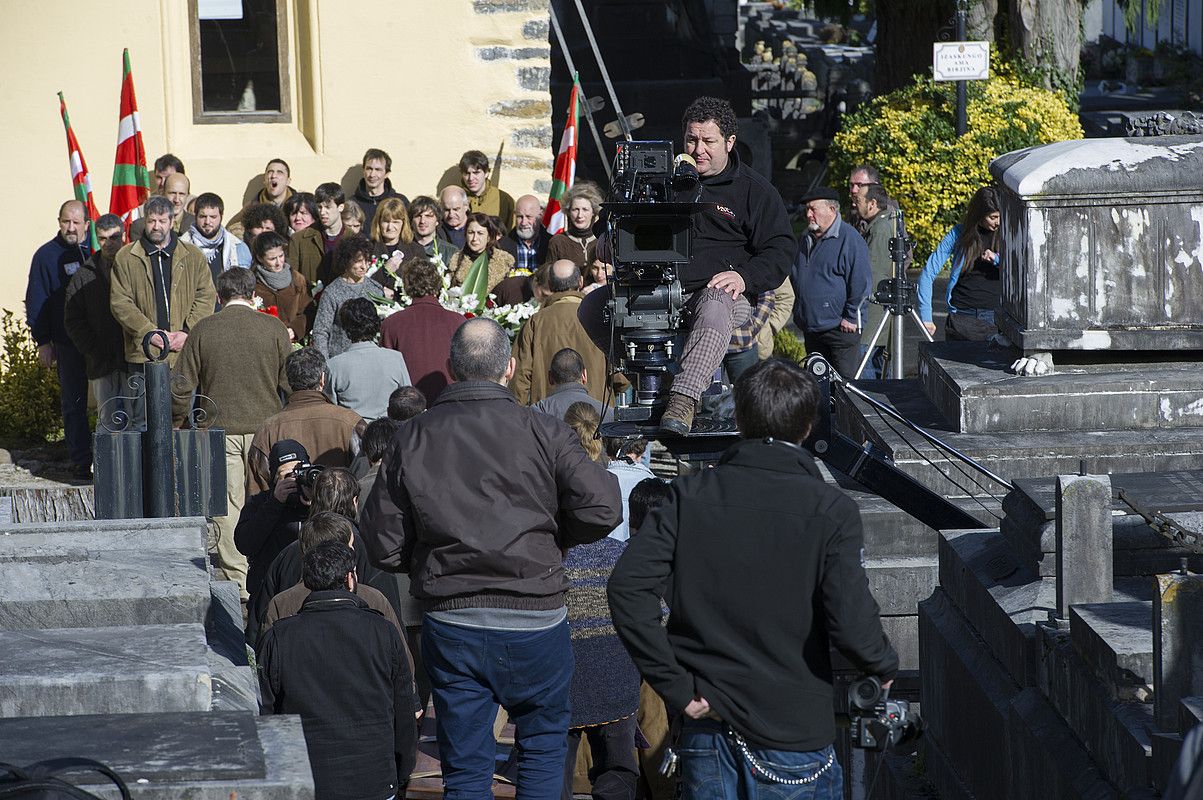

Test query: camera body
[292,462,325,496]
[846,675,923,751]
[603,141,705,424]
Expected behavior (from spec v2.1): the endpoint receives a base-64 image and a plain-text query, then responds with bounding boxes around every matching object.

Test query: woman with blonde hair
[369,196,424,296]
[546,181,603,269]
[563,401,606,464]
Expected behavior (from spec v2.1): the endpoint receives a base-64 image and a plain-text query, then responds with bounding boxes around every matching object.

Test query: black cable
[870,406,1005,522]
[864,738,893,799]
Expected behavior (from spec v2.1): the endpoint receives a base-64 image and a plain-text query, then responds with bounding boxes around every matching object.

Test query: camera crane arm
[803,355,996,531]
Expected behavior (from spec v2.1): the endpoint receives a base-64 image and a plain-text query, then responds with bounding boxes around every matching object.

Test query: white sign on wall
[933,41,991,82]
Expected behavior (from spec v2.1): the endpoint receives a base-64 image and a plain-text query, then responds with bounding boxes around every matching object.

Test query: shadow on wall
[240,174,264,207]
[339,165,364,201]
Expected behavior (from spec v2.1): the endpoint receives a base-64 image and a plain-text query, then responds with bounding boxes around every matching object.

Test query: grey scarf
[188,224,225,259]
[256,262,294,292]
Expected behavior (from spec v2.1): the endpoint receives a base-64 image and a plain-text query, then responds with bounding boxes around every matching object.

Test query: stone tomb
[990,135,1203,353]
[919,467,1203,799]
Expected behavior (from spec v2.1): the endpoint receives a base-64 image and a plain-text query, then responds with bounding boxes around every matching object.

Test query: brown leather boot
[658,392,696,436]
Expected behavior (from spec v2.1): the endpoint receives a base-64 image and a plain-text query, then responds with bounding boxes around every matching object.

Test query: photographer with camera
[580,97,795,435]
[608,358,898,797]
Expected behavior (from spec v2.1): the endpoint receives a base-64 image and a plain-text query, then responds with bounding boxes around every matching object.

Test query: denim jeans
[676,719,843,800]
[422,615,573,800]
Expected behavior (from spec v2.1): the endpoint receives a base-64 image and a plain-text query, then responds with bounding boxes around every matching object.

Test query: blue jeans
[676,720,843,800]
[422,615,573,800]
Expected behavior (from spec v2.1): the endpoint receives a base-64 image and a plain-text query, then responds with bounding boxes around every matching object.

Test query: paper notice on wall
[198,0,243,20]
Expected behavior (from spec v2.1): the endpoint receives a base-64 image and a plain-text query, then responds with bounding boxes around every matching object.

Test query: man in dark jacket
[257,537,418,800]
[64,214,128,418]
[608,358,898,797]
[237,438,311,641]
[792,187,872,379]
[26,200,95,478]
[579,96,796,436]
[354,148,408,230]
[361,317,622,799]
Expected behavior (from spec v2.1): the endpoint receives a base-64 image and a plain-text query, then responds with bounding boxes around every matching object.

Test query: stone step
[0,547,211,631]
[919,341,1203,434]
[0,711,313,798]
[866,557,937,616]
[1003,512,1203,578]
[839,486,1001,558]
[839,382,1203,498]
[0,624,211,718]
[0,516,211,631]
[206,580,257,713]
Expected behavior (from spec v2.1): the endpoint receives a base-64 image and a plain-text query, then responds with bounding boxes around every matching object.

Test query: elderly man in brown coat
[509,259,607,405]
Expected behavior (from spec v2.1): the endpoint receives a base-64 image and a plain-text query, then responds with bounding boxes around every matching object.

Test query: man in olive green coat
[110,195,216,370]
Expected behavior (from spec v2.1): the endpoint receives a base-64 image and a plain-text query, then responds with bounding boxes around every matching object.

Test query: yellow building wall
[0,0,553,324]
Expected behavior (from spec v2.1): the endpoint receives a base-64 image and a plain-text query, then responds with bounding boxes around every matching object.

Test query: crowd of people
[23,94,987,799]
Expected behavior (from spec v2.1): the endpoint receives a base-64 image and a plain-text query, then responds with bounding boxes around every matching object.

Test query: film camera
[602,141,707,425]
[845,675,923,751]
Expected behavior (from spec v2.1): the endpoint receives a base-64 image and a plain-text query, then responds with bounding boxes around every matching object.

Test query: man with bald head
[510,258,608,405]
[131,172,196,241]
[499,194,549,271]
[438,185,469,250]
[26,200,95,478]
[361,316,620,799]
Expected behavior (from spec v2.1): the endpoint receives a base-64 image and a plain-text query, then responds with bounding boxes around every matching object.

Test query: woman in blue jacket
[917,186,1002,340]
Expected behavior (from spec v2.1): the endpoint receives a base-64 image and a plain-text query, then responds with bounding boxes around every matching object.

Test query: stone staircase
[0,516,313,798]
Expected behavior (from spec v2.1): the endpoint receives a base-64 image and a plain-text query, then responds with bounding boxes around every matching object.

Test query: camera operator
[607,358,898,796]
[580,96,795,435]
[236,440,315,643]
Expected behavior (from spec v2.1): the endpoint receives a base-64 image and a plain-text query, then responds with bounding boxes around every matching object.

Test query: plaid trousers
[672,288,751,401]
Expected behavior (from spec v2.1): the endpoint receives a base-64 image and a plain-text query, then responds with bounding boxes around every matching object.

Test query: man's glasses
[849,181,879,188]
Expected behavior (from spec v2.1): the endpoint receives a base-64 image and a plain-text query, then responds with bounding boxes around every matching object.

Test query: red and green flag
[541,74,580,236]
[109,49,150,234]
[58,91,100,250]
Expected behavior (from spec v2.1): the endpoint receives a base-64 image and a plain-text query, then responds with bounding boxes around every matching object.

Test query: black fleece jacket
[608,437,898,751]
[680,149,797,295]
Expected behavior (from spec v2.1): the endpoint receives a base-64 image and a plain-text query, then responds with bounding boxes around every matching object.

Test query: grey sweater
[326,341,411,420]
[312,277,385,357]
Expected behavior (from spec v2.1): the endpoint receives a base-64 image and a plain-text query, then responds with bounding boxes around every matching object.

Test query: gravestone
[1055,473,1114,617]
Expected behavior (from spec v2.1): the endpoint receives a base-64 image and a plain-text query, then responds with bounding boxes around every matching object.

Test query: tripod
[854,210,933,380]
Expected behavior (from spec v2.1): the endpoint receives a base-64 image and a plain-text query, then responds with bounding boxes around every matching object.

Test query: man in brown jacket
[110,195,216,370]
[247,346,367,497]
[509,259,607,405]
[360,317,620,799]
[174,268,292,597]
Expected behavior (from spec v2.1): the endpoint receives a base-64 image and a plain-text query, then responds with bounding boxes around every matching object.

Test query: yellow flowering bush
[830,60,1082,263]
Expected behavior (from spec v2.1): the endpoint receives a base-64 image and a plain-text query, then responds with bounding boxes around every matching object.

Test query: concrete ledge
[0,624,211,717]
[1041,624,1153,791]
[1070,601,1154,689]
